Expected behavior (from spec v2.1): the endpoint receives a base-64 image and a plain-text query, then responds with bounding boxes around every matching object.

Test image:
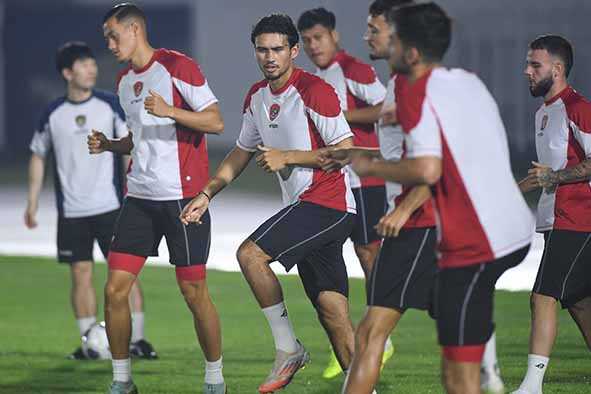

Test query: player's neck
[67,85,92,103]
[269,66,295,92]
[544,80,568,103]
[408,63,439,84]
[130,42,155,71]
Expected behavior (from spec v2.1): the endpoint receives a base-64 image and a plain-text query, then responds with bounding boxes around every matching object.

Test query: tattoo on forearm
[550,160,591,185]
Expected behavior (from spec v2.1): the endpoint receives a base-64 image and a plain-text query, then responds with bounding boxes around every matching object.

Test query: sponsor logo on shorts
[59,249,73,256]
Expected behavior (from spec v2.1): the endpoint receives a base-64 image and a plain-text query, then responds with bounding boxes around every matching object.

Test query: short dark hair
[388,2,451,63]
[56,41,95,74]
[251,13,299,48]
[103,2,146,25]
[369,0,413,17]
[297,7,336,32]
[529,35,574,78]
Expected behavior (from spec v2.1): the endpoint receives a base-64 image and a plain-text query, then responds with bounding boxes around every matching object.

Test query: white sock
[112,358,131,383]
[518,354,549,392]
[262,302,298,353]
[204,356,224,385]
[77,316,96,336]
[482,332,499,372]
[131,312,145,343]
[384,336,393,351]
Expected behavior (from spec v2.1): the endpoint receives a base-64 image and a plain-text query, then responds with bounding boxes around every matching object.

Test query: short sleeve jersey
[379,75,435,228]
[29,90,126,218]
[315,50,386,188]
[396,68,534,268]
[237,68,356,213]
[117,48,218,200]
[534,86,591,233]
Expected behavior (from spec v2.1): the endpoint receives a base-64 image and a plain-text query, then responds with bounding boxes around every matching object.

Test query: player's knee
[316,293,348,325]
[236,240,266,269]
[178,278,208,305]
[104,282,128,305]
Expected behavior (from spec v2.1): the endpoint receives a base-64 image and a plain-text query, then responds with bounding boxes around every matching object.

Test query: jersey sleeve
[305,82,353,146]
[567,100,591,159]
[403,98,442,159]
[236,88,262,152]
[170,57,218,112]
[30,109,52,158]
[344,63,386,106]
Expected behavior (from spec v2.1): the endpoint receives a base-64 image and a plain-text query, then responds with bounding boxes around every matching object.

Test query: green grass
[0,256,589,393]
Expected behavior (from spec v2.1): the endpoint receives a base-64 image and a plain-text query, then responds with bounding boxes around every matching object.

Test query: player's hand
[179,192,209,225]
[256,145,288,172]
[144,90,173,118]
[351,154,375,177]
[376,207,410,237]
[318,147,351,172]
[518,174,539,193]
[87,130,111,154]
[24,203,38,229]
[527,161,557,190]
[380,103,397,126]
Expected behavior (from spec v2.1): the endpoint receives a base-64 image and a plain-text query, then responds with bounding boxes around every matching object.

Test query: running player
[513,35,591,394]
[344,3,534,393]
[92,3,226,393]
[296,7,393,379]
[25,41,156,361]
[181,13,357,394]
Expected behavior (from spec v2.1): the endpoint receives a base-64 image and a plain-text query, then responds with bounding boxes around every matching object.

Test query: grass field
[0,256,589,394]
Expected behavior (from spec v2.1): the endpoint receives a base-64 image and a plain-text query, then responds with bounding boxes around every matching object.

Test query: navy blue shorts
[350,186,387,245]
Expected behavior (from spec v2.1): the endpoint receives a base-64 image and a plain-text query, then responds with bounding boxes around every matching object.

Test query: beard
[391,58,411,75]
[529,76,554,97]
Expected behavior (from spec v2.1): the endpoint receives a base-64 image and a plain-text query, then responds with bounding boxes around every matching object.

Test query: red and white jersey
[380,75,436,228]
[117,48,218,200]
[237,68,356,213]
[534,86,591,232]
[397,68,534,268]
[315,50,386,188]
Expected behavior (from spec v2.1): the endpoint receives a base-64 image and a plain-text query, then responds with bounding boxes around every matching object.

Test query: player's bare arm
[87,129,134,155]
[376,185,431,237]
[180,146,254,225]
[352,155,441,186]
[24,153,45,229]
[529,159,591,188]
[318,146,381,171]
[143,89,224,134]
[255,136,353,174]
[380,102,397,125]
[344,103,383,125]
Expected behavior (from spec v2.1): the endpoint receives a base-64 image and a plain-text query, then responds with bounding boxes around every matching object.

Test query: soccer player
[25,41,156,361]
[343,3,534,393]
[91,4,225,393]
[180,13,357,394]
[513,35,591,394]
[296,7,393,379]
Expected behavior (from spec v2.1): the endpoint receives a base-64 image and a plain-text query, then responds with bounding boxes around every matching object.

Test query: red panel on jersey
[396,73,430,134]
[334,50,377,84]
[293,70,341,118]
[436,134,494,268]
[299,114,348,212]
[243,80,268,113]
[158,49,206,87]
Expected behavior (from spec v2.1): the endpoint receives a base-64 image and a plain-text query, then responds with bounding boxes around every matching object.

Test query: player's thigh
[57,216,94,263]
[162,198,211,266]
[249,201,355,272]
[110,197,161,257]
[92,209,120,258]
[350,186,386,245]
[534,230,591,308]
[367,227,437,312]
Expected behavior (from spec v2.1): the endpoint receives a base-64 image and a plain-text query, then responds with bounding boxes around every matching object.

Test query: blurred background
[2,0,590,287]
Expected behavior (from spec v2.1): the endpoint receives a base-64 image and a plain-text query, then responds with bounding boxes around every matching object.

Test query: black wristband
[199,190,211,201]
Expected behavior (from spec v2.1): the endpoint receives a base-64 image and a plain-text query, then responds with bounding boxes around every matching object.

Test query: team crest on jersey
[541,114,548,130]
[269,103,281,121]
[133,81,143,97]
[75,115,86,128]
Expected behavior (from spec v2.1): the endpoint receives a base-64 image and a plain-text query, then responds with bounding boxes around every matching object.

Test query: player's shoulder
[243,79,268,112]
[563,87,591,130]
[38,96,68,128]
[116,64,133,86]
[293,69,341,116]
[335,51,377,84]
[93,90,125,118]
[155,48,205,83]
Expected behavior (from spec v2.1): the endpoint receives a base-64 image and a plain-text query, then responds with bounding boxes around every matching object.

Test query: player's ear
[62,68,73,82]
[290,43,300,60]
[331,29,340,45]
